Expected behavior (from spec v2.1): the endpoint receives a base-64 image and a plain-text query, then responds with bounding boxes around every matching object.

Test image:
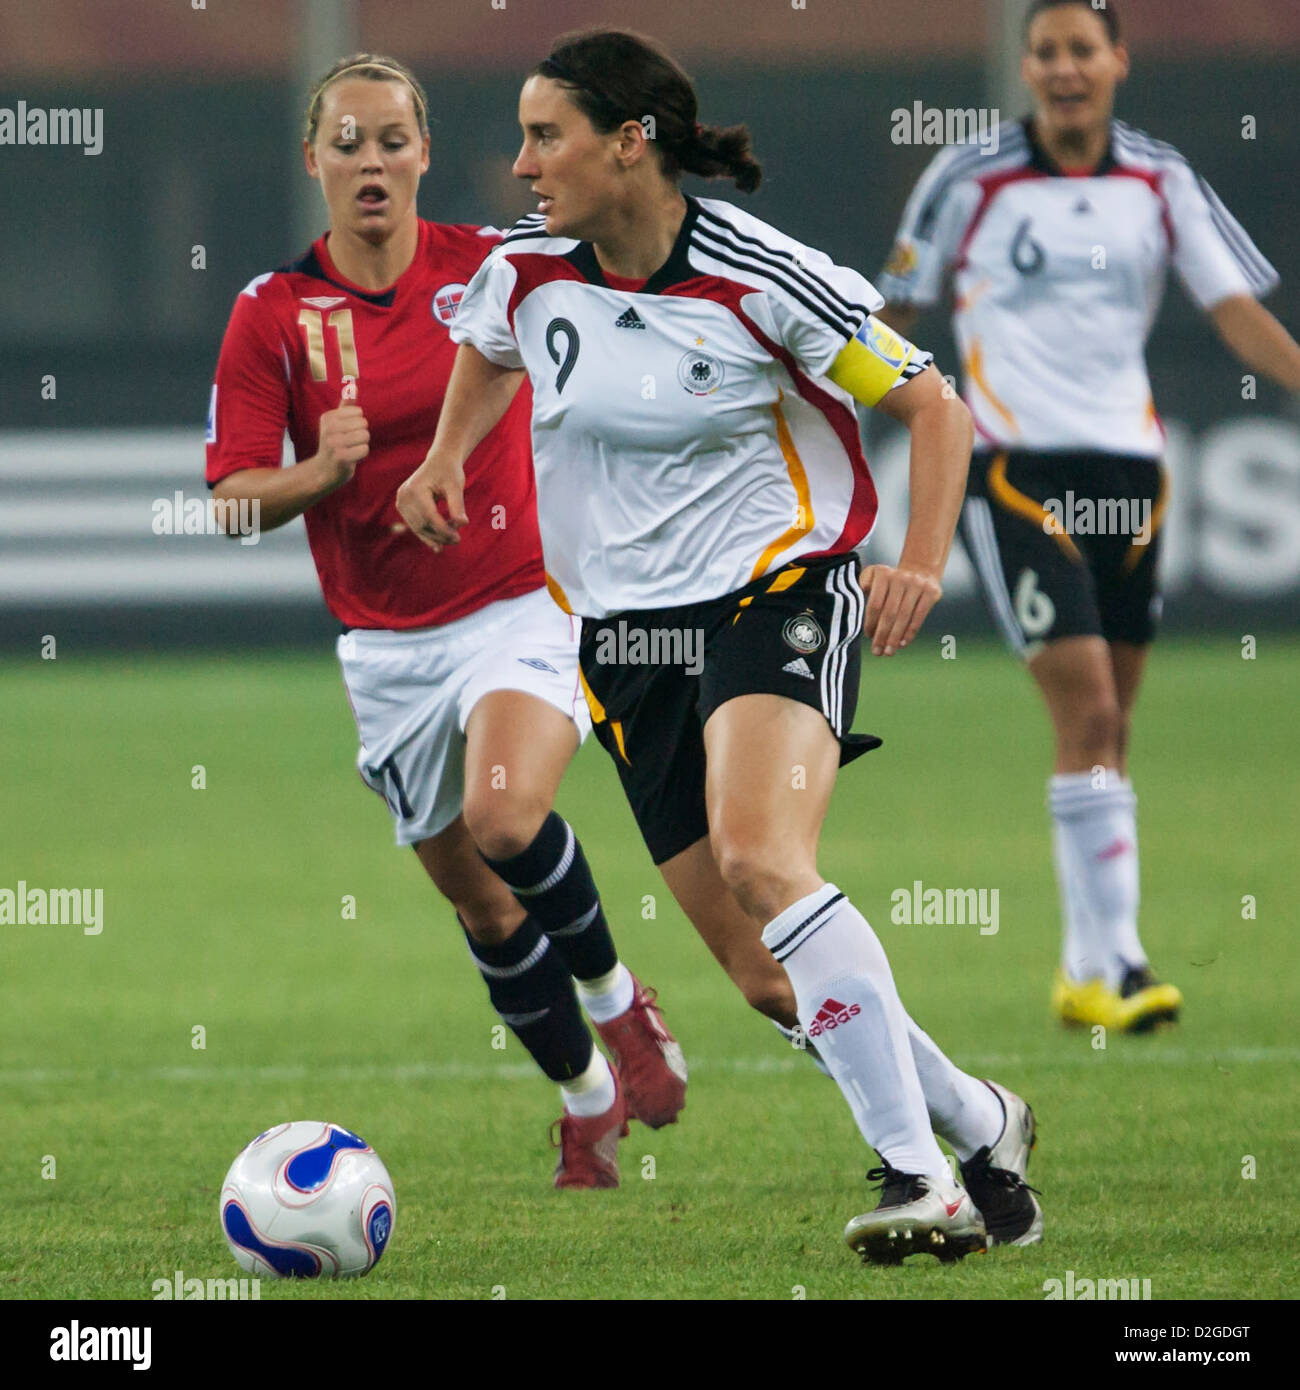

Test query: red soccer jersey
[205,219,544,629]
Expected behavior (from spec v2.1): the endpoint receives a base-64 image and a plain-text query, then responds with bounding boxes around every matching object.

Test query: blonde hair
[305,53,429,143]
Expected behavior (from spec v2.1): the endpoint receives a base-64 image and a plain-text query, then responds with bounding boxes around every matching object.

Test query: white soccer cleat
[844,1162,987,1265]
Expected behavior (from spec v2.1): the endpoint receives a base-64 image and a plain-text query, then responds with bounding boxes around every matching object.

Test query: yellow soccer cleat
[1052,965,1182,1034]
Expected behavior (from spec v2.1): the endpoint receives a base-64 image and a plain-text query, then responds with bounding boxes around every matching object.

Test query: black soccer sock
[481,813,619,982]
[462,915,594,1083]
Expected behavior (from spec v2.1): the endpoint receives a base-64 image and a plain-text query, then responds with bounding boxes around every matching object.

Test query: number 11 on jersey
[297,308,359,383]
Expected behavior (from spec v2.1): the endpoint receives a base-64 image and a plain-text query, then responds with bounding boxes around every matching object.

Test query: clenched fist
[312,397,370,487]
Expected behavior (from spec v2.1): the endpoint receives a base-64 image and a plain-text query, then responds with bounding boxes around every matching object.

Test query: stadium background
[1,0,1298,647]
[2,0,1298,1310]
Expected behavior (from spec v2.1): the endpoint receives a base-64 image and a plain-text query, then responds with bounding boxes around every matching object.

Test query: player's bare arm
[864,364,972,656]
[1209,293,1300,393]
[396,344,525,550]
[212,400,370,534]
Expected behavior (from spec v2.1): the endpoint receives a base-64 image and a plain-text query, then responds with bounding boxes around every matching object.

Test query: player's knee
[414,834,522,939]
[456,898,524,947]
[462,792,550,862]
[712,836,802,923]
[1066,696,1124,763]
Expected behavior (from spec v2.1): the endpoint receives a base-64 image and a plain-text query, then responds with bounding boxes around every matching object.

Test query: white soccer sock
[559,1047,618,1117]
[575,962,635,1024]
[770,991,995,1152]
[762,884,948,1179]
[1050,771,1146,990]
[905,1018,1004,1162]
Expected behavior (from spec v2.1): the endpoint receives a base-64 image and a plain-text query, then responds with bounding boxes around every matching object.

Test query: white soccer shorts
[337,586,590,847]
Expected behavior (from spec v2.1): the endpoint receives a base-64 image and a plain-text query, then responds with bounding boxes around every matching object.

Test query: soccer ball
[219,1121,396,1278]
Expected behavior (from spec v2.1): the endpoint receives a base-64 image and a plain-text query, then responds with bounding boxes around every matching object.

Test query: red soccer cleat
[594,977,688,1130]
[551,1075,630,1189]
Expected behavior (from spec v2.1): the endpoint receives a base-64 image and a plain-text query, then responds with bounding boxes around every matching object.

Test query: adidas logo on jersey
[614,307,646,330]
[782,656,815,679]
[807,997,861,1038]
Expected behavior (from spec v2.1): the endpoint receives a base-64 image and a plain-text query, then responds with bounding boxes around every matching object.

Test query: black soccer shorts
[578,552,881,865]
[960,449,1166,655]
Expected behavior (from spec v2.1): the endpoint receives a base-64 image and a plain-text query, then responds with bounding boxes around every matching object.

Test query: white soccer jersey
[877,119,1279,456]
[451,196,925,618]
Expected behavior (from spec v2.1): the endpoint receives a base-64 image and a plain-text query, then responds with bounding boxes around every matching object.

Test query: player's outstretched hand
[396,449,468,552]
[860,563,942,656]
[314,394,370,486]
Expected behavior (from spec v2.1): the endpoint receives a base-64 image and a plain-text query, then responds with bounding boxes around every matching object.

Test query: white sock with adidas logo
[1050,771,1145,989]
[761,883,949,1181]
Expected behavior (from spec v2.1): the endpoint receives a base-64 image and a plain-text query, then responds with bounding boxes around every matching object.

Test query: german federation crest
[678,349,725,396]
[783,611,825,654]
[432,283,467,325]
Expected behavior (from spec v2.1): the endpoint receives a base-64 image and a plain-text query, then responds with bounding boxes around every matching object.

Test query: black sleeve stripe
[499,226,558,247]
[1195,176,1278,287]
[912,128,1028,240]
[693,206,873,321]
[913,149,989,239]
[1115,128,1276,287]
[1112,121,1183,163]
[497,213,549,244]
[886,351,934,391]
[688,235,857,338]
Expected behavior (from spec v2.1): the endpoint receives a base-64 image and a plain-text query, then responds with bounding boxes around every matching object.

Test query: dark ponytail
[534,28,763,194]
[682,122,762,194]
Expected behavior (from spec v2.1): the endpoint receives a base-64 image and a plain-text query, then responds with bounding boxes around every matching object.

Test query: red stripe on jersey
[505,253,590,332]
[659,275,879,558]
[1106,166,1175,251]
[953,167,1048,273]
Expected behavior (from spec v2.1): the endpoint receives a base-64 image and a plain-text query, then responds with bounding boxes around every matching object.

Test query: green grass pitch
[2,635,1296,1300]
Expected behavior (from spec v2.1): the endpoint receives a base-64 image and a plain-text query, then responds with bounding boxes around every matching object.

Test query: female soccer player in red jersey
[205,55,686,1190]
[399,29,1045,1264]
[876,0,1300,1033]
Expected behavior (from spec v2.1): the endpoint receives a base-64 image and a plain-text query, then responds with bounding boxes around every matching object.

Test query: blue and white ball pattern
[220,1122,396,1278]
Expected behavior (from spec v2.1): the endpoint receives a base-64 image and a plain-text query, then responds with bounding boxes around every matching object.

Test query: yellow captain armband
[827,316,922,407]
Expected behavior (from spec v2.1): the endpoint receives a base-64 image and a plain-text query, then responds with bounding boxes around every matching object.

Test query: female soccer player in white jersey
[877,0,1300,1034]
[205,54,688,1194]
[399,28,1046,1264]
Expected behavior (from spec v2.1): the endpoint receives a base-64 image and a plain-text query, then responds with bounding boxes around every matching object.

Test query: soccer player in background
[205,55,687,1190]
[876,0,1300,1032]
[399,28,1043,1263]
